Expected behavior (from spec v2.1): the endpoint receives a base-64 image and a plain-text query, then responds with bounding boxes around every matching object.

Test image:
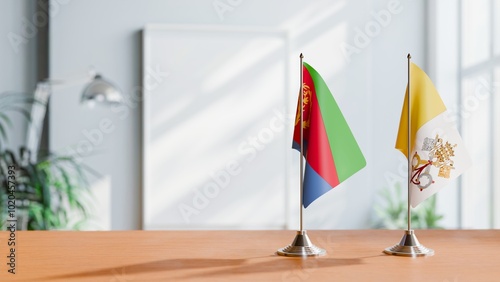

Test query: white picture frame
[142,24,292,230]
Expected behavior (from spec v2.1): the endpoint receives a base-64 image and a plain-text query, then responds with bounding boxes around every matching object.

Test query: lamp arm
[43,69,96,90]
[25,69,96,161]
[25,83,51,162]
[25,69,121,160]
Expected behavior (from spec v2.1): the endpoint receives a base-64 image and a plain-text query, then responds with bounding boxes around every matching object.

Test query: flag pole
[383,53,434,257]
[277,53,325,257]
[299,53,304,232]
[407,53,412,232]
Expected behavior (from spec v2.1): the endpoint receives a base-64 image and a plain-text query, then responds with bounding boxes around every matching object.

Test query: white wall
[49,0,426,230]
[0,0,37,150]
[427,0,461,229]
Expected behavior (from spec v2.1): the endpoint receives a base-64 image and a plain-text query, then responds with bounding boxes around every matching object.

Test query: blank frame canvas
[142,25,290,229]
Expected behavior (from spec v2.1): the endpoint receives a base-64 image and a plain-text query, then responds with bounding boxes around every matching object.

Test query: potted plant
[0,92,93,230]
[372,181,444,229]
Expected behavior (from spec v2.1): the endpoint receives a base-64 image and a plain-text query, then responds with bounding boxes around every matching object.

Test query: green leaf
[1,144,93,230]
[0,124,7,143]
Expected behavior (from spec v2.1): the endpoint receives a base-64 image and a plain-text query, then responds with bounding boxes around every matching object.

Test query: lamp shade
[81,74,122,105]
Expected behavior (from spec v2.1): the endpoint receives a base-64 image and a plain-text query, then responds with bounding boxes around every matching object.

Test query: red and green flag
[293,62,366,208]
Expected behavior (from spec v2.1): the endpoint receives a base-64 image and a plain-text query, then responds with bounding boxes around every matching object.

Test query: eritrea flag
[293,62,366,208]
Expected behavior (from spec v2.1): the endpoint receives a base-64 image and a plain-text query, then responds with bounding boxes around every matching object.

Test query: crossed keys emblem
[410,135,457,191]
[411,152,434,191]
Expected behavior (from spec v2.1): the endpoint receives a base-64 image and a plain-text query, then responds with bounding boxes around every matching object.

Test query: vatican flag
[395,62,472,207]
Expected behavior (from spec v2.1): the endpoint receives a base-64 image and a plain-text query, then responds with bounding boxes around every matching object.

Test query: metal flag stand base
[277,230,326,257]
[383,230,434,257]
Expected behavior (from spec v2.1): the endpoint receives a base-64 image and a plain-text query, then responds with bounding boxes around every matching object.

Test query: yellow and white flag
[396,62,471,207]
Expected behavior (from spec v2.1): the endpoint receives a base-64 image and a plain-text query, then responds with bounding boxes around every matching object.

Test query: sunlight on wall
[87,175,111,230]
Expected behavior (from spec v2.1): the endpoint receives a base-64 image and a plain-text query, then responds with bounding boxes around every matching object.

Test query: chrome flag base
[277,230,326,257]
[384,230,434,257]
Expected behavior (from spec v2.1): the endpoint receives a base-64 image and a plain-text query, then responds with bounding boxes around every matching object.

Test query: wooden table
[0,230,499,281]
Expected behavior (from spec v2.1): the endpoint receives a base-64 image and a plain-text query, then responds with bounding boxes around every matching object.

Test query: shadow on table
[182,256,369,279]
[41,258,248,280]
[41,255,379,280]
